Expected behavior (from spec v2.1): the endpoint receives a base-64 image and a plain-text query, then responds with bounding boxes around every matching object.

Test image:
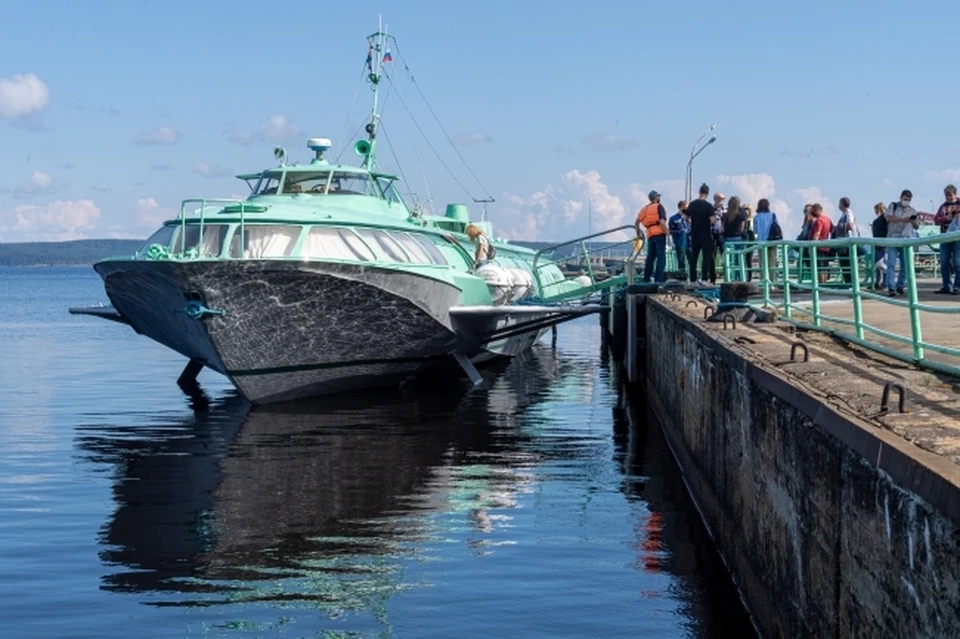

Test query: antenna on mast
[474,197,495,222]
[361,18,394,170]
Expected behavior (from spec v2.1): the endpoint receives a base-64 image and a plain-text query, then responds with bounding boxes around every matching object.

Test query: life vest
[637,203,665,237]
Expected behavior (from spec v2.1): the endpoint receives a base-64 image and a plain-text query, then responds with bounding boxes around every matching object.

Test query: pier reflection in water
[73,321,753,638]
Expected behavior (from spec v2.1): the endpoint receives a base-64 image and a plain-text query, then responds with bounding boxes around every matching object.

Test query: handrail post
[781,243,792,318]
[760,242,771,305]
[738,243,746,282]
[849,239,864,340]
[903,244,924,361]
[178,201,187,257]
[198,199,205,257]
[582,240,596,284]
[810,245,821,327]
[722,243,731,281]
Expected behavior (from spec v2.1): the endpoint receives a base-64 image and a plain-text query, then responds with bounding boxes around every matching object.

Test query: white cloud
[192,162,233,178]
[883,178,894,187]
[136,126,182,145]
[2,199,100,241]
[582,133,639,152]
[717,172,795,237]
[452,132,492,146]
[0,72,50,120]
[224,127,255,146]
[498,169,629,241]
[135,197,176,229]
[924,169,960,184]
[13,170,55,199]
[258,115,301,144]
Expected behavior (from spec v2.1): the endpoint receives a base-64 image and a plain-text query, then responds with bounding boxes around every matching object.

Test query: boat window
[407,233,449,265]
[252,172,282,195]
[302,227,376,261]
[230,225,301,258]
[356,229,410,262]
[282,171,331,194]
[172,224,229,257]
[375,177,404,204]
[327,172,376,197]
[391,232,434,264]
[138,225,176,254]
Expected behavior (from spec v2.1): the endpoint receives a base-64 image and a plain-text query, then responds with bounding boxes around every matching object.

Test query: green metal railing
[720,232,960,377]
[531,226,642,303]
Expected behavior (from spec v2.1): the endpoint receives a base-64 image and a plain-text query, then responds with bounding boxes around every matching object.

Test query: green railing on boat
[531,225,643,302]
[719,231,960,378]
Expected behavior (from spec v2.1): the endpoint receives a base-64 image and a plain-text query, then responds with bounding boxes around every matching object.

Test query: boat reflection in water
[77,346,569,611]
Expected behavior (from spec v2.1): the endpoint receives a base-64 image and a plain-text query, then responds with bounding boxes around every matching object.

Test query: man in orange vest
[635,190,668,282]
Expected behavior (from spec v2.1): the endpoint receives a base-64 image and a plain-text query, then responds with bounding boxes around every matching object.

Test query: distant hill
[0,239,143,266]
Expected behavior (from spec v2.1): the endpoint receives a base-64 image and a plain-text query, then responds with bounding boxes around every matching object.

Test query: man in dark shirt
[686,183,718,284]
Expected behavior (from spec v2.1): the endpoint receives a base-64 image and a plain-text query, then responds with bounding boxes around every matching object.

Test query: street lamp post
[588,197,593,240]
[685,123,717,201]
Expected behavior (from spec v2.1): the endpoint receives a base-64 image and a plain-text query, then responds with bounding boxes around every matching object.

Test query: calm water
[0,266,754,638]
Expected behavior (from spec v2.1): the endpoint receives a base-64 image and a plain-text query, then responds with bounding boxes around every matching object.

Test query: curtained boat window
[405,233,448,265]
[302,227,376,261]
[391,232,434,264]
[230,225,302,258]
[356,229,410,262]
[171,224,229,257]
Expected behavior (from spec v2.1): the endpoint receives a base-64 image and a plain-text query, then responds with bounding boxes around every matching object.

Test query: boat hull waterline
[95,260,553,404]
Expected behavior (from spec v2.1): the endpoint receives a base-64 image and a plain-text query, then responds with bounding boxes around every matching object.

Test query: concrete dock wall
[644,298,960,638]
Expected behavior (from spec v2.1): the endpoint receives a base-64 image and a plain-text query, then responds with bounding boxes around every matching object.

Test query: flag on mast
[365,47,373,69]
[382,48,392,63]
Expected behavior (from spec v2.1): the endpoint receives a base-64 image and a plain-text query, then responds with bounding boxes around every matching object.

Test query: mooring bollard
[789,342,809,362]
[880,382,907,414]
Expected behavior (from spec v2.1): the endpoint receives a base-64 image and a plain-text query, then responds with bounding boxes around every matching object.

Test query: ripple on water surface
[0,267,754,638]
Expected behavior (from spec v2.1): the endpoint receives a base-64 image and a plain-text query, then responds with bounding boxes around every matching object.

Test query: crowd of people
[634,183,960,296]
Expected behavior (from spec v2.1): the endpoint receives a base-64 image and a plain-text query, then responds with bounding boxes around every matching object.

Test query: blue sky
[1,0,959,242]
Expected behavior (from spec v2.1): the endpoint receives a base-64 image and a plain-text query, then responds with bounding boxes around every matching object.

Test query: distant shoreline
[0,239,143,266]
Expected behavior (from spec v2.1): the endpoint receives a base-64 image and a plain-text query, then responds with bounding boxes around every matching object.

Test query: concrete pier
[612,289,960,638]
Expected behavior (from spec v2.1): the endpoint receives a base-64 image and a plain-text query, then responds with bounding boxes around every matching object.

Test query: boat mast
[362,18,391,170]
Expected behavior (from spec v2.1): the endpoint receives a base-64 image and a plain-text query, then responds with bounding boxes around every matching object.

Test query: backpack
[486,241,497,261]
[768,214,784,241]
[832,212,851,239]
[668,214,684,235]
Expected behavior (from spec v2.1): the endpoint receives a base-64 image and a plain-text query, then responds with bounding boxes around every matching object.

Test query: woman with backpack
[751,199,783,280]
[870,202,888,289]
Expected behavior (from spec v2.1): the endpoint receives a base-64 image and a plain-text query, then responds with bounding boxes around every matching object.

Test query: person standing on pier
[668,200,689,274]
[933,184,960,295]
[635,190,668,282]
[884,189,917,297]
[808,203,833,284]
[870,202,888,289]
[833,197,857,284]
[687,183,718,285]
[751,199,781,280]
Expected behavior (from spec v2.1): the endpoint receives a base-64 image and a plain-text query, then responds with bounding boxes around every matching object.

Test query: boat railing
[175,199,253,258]
[531,225,642,302]
[720,231,960,377]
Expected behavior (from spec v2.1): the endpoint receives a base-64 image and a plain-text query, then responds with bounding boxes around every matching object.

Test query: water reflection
[75,348,572,609]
